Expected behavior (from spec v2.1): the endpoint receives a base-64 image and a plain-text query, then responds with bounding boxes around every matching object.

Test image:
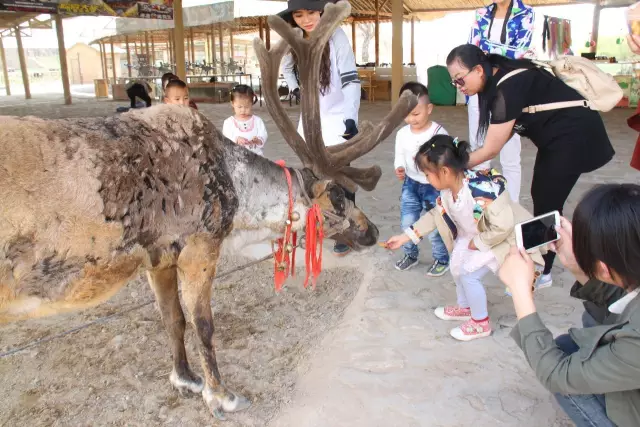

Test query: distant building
[66,43,126,85]
[3,48,59,78]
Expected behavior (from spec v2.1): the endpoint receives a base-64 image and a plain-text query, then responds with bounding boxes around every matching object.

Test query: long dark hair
[415,134,471,174]
[573,184,640,290]
[446,44,536,140]
[287,16,332,95]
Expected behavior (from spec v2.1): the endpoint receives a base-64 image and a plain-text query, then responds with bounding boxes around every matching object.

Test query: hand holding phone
[515,211,560,252]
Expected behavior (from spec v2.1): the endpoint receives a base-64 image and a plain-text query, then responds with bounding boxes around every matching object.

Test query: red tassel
[304,204,324,289]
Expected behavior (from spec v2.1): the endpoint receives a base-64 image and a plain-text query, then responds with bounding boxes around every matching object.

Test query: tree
[358,23,374,63]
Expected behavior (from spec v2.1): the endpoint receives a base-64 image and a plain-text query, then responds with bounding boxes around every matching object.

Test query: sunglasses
[451,69,475,87]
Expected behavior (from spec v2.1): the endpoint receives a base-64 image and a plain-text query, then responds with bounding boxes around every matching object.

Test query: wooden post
[189,28,195,63]
[410,16,415,64]
[125,36,132,77]
[99,43,106,79]
[144,31,150,58]
[210,24,216,66]
[351,20,356,58]
[229,27,234,62]
[265,20,271,50]
[590,5,601,54]
[15,26,31,99]
[103,43,109,78]
[218,23,224,65]
[151,34,156,66]
[0,36,11,96]
[168,30,174,65]
[259,17,264,40]
[391,0,403,103]
[54,14,72,105]
[173,0,186,80]
[110,38,117,83]
[375,0,380,66]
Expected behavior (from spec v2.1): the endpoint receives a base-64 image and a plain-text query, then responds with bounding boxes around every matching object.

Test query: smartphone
[515,211,560,252]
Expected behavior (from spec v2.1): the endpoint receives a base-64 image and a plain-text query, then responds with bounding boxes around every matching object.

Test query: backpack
[497,56,623,113]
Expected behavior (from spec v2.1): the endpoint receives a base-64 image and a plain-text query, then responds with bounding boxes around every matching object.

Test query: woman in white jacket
[279,0,362,256]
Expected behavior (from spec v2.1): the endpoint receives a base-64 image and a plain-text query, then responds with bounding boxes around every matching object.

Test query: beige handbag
[497,56,623,113]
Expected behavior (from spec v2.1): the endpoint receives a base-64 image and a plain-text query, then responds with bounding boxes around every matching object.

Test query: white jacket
[281,27,361,146]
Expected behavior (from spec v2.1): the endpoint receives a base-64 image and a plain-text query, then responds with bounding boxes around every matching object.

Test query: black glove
[344,119,358,140]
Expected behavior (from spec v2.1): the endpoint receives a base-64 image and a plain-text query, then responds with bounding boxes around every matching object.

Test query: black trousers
[126,83,152,108]
[530,155,581,275]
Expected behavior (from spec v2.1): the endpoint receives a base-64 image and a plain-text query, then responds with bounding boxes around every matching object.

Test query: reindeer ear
[310,179,332,199]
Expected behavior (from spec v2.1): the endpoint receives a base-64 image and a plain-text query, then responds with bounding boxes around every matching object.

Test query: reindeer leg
[146,267,204,396]
[178,235,251,420]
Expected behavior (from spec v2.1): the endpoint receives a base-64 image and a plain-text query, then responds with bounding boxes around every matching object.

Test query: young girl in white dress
[278,0,361,256]
[384,135,544,341]
[222,85,267,157]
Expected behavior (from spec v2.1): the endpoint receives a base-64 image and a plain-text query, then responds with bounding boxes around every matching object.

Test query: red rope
[274,160,294,292]
[273,160,324,291]
[304,204,324,289]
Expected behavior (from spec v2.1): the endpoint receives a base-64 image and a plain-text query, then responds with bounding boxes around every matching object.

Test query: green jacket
[511,279,640,427]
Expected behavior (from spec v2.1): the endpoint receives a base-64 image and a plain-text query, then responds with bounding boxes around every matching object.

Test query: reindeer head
[255,0,418,248]
[295,168,379,249]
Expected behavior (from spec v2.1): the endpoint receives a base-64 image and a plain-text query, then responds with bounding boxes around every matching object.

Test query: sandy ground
[0,93,638,426]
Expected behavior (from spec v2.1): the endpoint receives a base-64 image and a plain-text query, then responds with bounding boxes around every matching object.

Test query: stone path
[1,95,636,426]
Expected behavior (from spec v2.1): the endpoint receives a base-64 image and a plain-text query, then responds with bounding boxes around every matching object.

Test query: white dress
[442,182,499,278]
[222,115,268,156]
[281,27,361,147]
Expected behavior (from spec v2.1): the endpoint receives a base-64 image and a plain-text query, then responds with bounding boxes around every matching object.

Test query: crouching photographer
[499,183,640,427]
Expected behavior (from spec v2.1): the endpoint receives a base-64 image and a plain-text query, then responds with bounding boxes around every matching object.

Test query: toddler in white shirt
[222,85,267,156]
[394,82,450,277]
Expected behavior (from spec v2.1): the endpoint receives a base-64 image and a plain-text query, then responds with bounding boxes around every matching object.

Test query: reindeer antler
[254,0,418,192]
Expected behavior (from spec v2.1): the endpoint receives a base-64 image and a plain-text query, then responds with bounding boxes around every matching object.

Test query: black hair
[415,134,470,173]
[446,44,536,141]
[572,184,640,290]
[230,84,258,105]
[399,81,429,101]
[164,79,188,92]
[161,72,178,89]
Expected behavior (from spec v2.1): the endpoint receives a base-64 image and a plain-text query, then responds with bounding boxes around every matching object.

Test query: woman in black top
[446,44,614,284]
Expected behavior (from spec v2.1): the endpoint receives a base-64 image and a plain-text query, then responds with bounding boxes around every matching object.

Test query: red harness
[273,161,324,291]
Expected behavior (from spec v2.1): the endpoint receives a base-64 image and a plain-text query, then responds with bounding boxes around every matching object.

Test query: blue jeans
[553,312,616,427]
[400,177,449,264]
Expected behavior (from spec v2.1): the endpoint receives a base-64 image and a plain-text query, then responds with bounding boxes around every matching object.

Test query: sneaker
[333,242,351,257]
[504,271,550,296]
[427,260,450,277]
[450,318,492,341]
[434,305,471,321]
[395,255,418,271]
[535,273,553,290]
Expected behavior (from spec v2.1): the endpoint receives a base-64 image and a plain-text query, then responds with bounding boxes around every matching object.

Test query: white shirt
[222,115,268,156]
[489,18,505,43]
[442,183,498,277]
[281,27,361,137]
[609,289,640,314]
[393,121,448,184]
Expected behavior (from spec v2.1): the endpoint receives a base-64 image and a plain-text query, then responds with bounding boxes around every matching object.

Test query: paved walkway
[267,103,636,427]
[1,97,636,426]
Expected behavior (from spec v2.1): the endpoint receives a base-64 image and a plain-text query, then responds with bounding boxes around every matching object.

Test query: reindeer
[0,1,417,420]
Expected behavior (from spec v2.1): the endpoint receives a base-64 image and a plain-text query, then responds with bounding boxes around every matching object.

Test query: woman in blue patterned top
[467,0,535,204]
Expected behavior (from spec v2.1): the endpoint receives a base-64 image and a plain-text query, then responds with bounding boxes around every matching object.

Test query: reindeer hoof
[203,386,252,418]
[170,369,204,396]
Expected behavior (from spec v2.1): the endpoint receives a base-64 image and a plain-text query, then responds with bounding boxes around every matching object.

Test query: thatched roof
[0,11,37,32]
[89,0,638,46]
